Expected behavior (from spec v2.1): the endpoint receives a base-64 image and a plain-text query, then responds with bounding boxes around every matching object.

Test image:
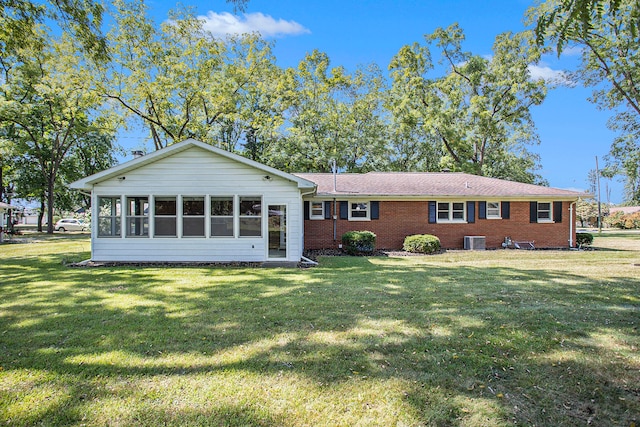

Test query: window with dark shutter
[428,201,436,223]
[530,202,538,223]
[554,201,563,223]
[371,201,380,220]
[304,201,310,220]
[324,201,332,219]
[501,202,510,219]
[478,201,487,219]
[467,201,475,223]
[340,201,348,220]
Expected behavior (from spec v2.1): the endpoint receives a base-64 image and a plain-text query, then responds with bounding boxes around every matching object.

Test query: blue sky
[138,0,621,203]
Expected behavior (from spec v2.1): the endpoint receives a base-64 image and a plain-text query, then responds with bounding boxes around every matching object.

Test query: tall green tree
[0,33,115,233]
[103,0,281,154]
[0,0,107,62]
[275,51,389,173]
[389,25,548,182]
[534,0,639,53]
[530,0,640,202]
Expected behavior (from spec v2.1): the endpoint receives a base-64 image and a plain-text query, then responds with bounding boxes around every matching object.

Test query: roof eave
[69,139,317,191]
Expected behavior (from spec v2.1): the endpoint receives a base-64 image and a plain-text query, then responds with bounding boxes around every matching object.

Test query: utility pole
[595,156,602,233]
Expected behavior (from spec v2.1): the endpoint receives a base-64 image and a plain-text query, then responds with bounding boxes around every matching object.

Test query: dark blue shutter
[467,201,475,223]
[340,201,348,220]
[478,201,487,219]
[554,201,563,223]
[530,202,538,223]
[428,201,437,224]
[371,201,380,220]
[304,201,310,220]
[501,201,510,219]
[324,201,332,219]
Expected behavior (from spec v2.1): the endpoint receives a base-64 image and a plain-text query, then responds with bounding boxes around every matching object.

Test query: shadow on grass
[1,247,638,426]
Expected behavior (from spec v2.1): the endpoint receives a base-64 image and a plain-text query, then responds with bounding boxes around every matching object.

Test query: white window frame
[210,195,235,237]
[486,201,501,219]
[182,196,205,238]
[537,201,553,223]
[436,201,466,223]
[154,196,177,237]
[239,196,262,237]
[348,200,370,221]
[309,200,324,220]
[97,196,121,237]
[125,196,149,237]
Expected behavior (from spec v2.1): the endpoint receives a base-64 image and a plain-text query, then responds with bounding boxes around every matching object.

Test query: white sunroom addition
[70,139,316,263]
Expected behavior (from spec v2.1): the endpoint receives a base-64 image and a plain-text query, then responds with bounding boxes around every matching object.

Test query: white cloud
[560,45,584,56]
[528,64,575,87]
[198,11,310,38]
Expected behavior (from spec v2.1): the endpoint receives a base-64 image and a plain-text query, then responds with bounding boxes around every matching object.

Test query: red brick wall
[303,200,576,250]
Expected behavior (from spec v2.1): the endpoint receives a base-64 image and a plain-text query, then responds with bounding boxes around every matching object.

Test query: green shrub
[341,231,376,255]
[403,234,441,254]
[576,232,593,248]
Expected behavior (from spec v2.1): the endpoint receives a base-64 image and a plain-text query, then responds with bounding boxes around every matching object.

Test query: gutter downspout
[569,201,577,248]
[333,198,338,242]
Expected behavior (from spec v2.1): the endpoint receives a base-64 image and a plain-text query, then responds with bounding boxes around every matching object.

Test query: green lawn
[1,232,638,426]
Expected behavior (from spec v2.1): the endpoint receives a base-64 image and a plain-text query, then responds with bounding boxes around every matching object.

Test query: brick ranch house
[295,172,586,251]
[70,139,587,263]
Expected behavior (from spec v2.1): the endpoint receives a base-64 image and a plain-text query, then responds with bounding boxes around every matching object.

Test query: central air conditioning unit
[464,235,486,250]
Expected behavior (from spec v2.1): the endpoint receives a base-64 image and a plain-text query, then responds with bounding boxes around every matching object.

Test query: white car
[54,218,88,232]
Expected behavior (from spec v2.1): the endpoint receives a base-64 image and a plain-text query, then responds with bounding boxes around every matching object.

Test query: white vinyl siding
[90,146,304,262]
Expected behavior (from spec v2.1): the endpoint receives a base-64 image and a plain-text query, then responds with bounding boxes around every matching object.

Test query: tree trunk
[38,198,45,232]
[46,178,55,234]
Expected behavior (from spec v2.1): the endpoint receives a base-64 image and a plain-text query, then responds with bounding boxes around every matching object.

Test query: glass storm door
[268,204,287,259]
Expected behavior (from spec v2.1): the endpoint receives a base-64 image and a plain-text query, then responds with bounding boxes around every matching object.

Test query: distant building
[609,206,640,215]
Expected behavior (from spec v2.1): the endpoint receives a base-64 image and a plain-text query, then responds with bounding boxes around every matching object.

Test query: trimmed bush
[403,234,441,254]
[341,231,376,255]
[576,232,593,248]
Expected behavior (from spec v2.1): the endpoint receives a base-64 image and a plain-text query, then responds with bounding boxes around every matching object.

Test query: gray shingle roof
[293,172,587,199]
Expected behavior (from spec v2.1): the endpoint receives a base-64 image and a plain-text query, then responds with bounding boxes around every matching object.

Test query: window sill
[348,218,371,221]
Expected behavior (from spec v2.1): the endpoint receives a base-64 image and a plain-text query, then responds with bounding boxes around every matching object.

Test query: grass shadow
[1,240,638,426]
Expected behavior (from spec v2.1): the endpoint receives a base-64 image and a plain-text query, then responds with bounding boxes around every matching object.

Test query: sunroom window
[154,197,176,237]
[211,196,234,237]
[183,197,205,237]
[239,196,262,237]
[126,197,148,237]
[97,196,121,237]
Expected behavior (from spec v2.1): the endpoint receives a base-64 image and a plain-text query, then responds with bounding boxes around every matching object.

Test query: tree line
[1,0,638,233]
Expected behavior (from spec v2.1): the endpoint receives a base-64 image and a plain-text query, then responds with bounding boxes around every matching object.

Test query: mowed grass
[0,232,638,426]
